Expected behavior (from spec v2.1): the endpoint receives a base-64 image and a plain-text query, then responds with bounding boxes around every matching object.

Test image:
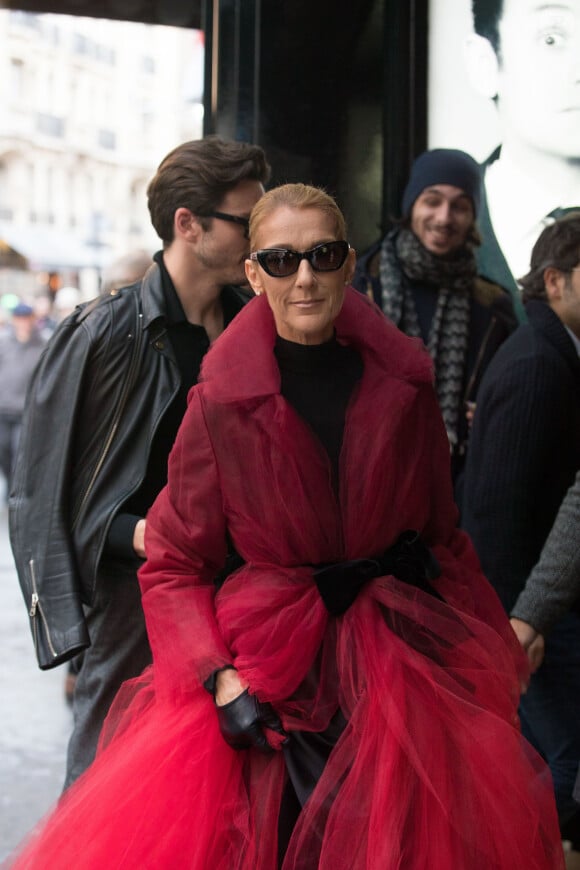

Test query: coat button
[154,340,164,350]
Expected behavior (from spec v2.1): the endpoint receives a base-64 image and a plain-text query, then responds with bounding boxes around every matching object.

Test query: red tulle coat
[9,289,563,869]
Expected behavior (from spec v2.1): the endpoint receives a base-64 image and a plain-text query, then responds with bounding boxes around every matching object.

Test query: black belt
[312,530,442,616]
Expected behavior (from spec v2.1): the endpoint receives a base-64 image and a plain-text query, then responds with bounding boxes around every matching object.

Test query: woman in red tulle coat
[9,185,563,870]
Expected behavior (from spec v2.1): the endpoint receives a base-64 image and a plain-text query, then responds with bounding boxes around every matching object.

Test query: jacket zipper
[463,316,497,404]
[71,312,143,532]
[28,558,57,659]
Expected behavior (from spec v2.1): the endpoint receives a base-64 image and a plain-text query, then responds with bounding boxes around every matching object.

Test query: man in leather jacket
[9,136,270,787]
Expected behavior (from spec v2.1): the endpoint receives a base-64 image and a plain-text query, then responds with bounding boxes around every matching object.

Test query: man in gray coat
[0,303,45,498]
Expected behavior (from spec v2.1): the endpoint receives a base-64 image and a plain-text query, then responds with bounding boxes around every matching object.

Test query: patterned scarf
[379,228,477,449]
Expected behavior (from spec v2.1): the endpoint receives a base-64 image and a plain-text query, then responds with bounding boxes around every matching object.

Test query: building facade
[0,9,204,298]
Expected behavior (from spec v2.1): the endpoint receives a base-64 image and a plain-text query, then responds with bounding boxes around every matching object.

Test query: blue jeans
[519,610,580,835]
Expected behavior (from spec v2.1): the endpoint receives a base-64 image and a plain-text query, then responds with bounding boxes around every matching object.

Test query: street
[0,500,70,862]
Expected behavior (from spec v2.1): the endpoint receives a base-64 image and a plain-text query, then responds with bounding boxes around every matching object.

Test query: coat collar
[200,287,434,404]
[525,299,580,380]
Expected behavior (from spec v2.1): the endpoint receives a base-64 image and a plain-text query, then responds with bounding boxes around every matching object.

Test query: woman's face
[245,206,355,345]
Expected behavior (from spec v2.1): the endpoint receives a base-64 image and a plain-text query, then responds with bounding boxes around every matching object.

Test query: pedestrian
[7,184,563,869]
[353,148,516,506]
[9,135,270,789]
[100,249,153,295]
[52,286,81,322]
[462,212,580,846]
[0,302,45,500]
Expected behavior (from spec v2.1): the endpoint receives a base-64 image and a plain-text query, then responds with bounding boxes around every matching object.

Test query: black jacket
[462,300,580,612]
[9,263,247,668]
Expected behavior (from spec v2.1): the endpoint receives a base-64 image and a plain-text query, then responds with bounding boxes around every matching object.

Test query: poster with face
[428,0,580,294]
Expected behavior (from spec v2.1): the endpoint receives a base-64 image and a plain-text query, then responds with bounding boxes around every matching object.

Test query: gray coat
[511,470,580,636]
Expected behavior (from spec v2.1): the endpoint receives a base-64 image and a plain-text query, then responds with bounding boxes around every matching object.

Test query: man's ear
[463,34,500,100]
[174,207,200,242]
[544,266,564,302]
[245,258,264,295]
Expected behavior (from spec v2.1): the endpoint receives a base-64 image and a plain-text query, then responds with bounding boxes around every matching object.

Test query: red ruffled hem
[7,573,564,870]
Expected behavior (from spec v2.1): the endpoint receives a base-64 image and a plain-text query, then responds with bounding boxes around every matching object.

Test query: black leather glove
[216,689,288,753]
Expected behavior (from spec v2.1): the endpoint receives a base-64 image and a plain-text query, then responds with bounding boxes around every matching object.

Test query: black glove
[216,689,288,753]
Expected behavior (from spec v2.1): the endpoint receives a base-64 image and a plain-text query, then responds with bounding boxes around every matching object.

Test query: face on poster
[428,0,580,284]
[429,0,580,160]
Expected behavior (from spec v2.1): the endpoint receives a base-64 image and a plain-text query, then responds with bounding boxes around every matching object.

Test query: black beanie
[401,149,482,218]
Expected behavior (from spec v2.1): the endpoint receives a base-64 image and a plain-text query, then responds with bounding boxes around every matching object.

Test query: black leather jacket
[9,263,246,669]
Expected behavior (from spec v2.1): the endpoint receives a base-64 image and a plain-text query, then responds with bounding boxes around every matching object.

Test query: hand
[216,689,288,753]
[215,667,248,707]
[510,617,538,650]
[133,519,146,559]
[510,617,545,673]
[465,401,476,429]
[526,634,545,673]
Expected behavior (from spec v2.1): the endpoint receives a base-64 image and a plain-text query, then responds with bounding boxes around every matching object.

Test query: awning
[0,223,109,271]
[0,238,28,270]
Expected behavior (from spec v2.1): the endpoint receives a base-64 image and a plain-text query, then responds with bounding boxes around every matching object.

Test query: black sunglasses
[206,211,250,239]
[250,241,350,278]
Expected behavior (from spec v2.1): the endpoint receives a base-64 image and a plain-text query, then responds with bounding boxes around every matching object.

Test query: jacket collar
[138,259,249,334]
[526,299,580,379]
[139,261,167,330]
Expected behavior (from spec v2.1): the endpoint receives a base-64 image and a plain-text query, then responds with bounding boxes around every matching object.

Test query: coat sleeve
[8,315,93,668]
[511,470,580,635]
[139,388,231,699]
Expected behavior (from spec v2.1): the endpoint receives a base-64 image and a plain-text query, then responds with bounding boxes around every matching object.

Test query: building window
[36,114,65,137]
[10,59,24,103]
[96,44,116,65]
[9,11,41,31]
[97,129,116,150]
[73,33,91,55]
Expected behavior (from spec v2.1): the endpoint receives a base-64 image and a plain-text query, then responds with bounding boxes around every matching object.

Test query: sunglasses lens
[311,242,348,271]
[255,241,349,277]
[259,250,299,277]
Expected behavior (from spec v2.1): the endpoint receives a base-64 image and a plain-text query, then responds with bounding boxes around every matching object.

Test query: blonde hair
[249,184,347,248]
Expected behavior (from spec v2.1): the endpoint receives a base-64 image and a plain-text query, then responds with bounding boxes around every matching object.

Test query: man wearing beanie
[353,148,516,504]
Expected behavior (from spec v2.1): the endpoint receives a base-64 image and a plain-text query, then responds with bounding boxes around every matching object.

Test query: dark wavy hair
[147,136,271,245]
[519,212,580,302]
[472,0,504,54]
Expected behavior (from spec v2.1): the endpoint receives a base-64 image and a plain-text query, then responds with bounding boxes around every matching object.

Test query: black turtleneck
[274,334,363,484]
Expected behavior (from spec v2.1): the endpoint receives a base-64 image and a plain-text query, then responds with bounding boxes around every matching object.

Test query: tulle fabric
[7,570,562,870]
[6,291,564,869]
